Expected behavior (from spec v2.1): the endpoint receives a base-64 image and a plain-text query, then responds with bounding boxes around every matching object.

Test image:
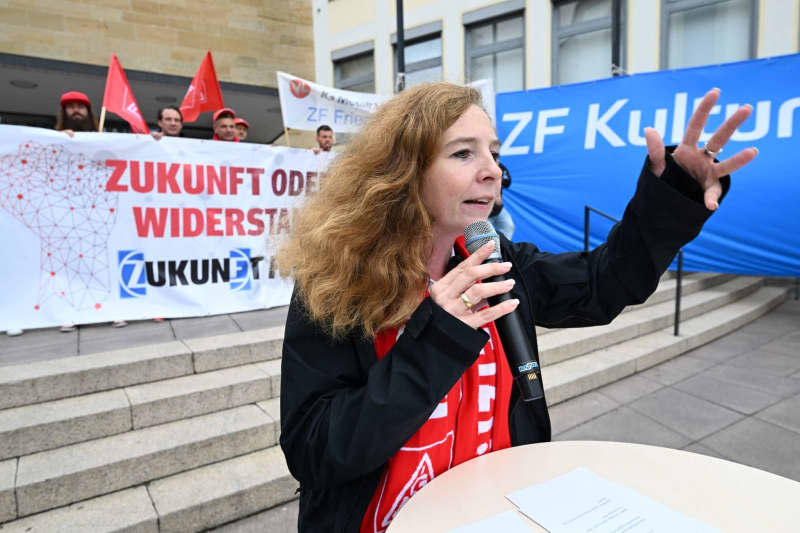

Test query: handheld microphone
[464,220,544,402]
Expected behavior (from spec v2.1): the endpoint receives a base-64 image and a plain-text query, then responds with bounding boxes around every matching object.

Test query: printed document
[506,467,724,533]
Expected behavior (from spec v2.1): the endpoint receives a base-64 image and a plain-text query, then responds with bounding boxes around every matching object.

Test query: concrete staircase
[0,273,790,532]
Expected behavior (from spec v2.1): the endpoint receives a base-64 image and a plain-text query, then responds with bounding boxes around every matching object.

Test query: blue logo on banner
[117,248,261,297]
[230,248,253,292]
[118,250,147,298]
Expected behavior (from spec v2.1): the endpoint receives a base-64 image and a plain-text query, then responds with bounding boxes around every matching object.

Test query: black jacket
[279,152,725,532]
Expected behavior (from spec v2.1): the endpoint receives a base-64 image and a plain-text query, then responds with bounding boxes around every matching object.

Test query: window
[334,50,375,93]
[552,0,624,86]
[394,34,443,91]
[465,13,525,93]
[662,0,756,69]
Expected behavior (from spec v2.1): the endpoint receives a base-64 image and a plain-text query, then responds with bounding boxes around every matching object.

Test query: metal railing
[584,206,684,336]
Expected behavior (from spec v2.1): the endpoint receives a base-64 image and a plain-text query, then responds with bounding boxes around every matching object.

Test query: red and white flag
[180,51,225,123]
[102,53,150,134]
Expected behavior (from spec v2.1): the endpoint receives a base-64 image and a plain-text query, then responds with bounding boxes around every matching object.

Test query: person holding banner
[55,91,98,137]
[276,82,756,532]
[212,108,238,142]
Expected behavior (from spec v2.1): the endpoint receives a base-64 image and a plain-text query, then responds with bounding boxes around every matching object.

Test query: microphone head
[464,220,502,259]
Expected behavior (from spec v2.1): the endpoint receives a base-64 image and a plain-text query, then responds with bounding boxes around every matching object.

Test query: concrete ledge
[539,277,763,366]
[149,446,298,533]
[253,359,281,398]
[186,327,284,373]
[0,487,157,533]
[0,458,15,523]
[0,390,131,460]
[257,398,281,441]
[125,365,271,429]
[15,405,274,517]
[0,341,193,410]
[543,286,788,406]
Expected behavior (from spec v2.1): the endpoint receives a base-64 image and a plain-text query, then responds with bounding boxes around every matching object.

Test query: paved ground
[2,297,798,532]
[0,306,290,367]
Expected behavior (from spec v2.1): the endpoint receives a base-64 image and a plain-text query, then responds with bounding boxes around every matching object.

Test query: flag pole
[284,126,292,147]
[98,106,107,132]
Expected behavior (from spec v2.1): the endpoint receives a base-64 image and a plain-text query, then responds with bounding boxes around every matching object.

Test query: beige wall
[0,0,315,86]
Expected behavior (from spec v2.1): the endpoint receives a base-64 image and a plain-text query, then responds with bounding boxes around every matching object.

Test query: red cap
[234,117,249,129]
[60,91,91,108]
[213,107,236,122]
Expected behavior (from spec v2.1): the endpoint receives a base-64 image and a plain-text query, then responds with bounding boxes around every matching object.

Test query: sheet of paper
[446,510,534,533]
[506,467,724,533]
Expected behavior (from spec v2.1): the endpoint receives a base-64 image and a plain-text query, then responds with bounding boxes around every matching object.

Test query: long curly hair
[276,82,483,339]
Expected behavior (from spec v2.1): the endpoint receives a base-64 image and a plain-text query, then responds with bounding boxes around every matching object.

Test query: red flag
[102,53,150,134]
[180,51,225,123]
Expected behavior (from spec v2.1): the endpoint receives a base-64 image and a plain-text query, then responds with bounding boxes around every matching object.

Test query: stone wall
[0,0,314,86]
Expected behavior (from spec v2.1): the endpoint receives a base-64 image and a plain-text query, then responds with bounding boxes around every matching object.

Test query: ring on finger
[460,292,474,311]
[702,144,723,158]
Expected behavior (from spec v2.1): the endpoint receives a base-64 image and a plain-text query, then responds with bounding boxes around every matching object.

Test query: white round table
[387,440,800,532]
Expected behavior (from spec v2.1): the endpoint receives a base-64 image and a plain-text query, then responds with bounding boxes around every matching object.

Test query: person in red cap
[212,108,238,142]
[55,91,98,137]
[234,117,249,141]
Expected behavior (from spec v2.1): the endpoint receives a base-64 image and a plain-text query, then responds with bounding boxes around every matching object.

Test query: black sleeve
[507,150,722,328]
[279,293,488,490]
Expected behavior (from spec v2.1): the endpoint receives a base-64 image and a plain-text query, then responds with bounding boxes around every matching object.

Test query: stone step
[0,274,729,411]
[12,403,278,518]
[538,276,764,366]
[0,360,282,460]
[0,399,283,532]
[542,285,790,405]
[0,326,284,410]
[534,271,730,337]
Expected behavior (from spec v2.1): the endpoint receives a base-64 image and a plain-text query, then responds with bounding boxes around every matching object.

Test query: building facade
[313,0,799,96]
[0,0,314,143]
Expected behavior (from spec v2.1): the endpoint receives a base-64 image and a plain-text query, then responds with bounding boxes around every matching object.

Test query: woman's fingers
[714,147,759,178]
[704,104,752,152]
[644,127,666,177]
[683,88,720,148]
[464,298,520,329]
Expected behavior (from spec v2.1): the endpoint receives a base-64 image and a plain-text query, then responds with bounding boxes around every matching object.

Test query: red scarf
[360,237,513,533]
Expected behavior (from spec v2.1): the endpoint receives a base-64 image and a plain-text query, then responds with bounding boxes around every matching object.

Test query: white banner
[0,125,334,330]
[276,71,387,133]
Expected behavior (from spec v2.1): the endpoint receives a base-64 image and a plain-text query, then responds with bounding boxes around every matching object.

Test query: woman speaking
[276,82,756,532]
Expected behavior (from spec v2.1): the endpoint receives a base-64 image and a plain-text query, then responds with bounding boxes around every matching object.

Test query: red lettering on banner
[184,163,204,194]
[207,208,223,236]
[170,207,180,236]
[133,207,168,237]
[157,162,181,193]
[272,169,287,196]
[105,160,128,191]
[277,208,291,234]
[129,206,292,237]
[207,165,227,194]
[229,167,244,195]
[247,167,264,195]
[130,161,151,193]
[183,208,204,237]
[226,208,245,235]
[289,170,304,196]
[264,207,278,234]
[247,208,265,236]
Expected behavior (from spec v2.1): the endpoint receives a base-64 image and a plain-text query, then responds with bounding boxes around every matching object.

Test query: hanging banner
[496,54,800,277]
[276,71,386,133]
[0,126,335,330]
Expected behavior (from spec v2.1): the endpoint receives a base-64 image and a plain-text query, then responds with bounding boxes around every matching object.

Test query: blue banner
[497,54,799,277]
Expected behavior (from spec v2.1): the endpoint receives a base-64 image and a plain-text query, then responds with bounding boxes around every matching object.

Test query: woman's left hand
[644,88,758,211]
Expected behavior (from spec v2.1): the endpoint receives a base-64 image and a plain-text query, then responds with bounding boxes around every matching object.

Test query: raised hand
[429,240,519,329]
[644,88,758,211]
